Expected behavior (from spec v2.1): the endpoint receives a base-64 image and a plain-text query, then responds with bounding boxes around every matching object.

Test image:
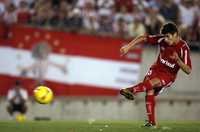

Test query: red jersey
[146,35,192,79]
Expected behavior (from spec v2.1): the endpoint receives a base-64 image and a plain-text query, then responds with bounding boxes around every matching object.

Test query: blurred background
[0,0,199,121]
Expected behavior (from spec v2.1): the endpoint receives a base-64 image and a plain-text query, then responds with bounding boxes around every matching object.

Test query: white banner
[0,47,140,89]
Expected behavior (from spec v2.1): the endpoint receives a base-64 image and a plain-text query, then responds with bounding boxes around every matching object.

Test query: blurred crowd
[0,0,200,49]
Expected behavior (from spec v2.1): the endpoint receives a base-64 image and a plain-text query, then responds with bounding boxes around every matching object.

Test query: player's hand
[120,45,130,56]
[170,52,179,62]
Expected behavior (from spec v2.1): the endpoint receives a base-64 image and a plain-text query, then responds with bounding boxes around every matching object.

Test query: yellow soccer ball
[34,86,53,104]
[15,114,26,122]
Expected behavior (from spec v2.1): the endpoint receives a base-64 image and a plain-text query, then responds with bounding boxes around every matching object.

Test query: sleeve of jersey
[182,46,192,69]
[146,35,158,45]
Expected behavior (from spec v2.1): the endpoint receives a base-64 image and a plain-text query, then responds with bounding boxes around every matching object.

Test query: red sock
[128,80,153,94]
[145,95,156,125]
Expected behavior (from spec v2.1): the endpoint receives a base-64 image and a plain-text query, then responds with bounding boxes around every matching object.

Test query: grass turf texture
[0,121,200,132]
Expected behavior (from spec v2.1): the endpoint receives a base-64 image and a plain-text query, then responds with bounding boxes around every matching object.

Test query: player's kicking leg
[120,78,160,100]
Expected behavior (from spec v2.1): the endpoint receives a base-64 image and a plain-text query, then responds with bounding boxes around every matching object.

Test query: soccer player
[120,22,192,127]
[7,80,28,119]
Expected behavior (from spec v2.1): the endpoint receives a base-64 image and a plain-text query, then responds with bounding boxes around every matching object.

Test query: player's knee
[143,79,157,91]
[146,89,154,95]
[149,78,161,88]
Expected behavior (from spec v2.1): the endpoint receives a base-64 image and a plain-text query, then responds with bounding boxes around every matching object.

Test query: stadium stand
[0,0,199,50]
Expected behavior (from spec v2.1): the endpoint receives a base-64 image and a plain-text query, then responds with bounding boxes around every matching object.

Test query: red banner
[0,25,142,96]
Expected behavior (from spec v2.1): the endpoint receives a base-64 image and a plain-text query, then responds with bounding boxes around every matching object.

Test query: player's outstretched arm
[120,34,147,56]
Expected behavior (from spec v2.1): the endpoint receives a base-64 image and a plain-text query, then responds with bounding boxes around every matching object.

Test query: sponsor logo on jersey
[160,56,175,68]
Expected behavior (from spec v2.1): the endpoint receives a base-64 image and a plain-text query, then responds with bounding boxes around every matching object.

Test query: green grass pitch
[0,121,200,132]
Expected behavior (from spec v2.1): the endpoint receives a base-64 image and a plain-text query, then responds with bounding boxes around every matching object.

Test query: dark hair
[161,22,178,35]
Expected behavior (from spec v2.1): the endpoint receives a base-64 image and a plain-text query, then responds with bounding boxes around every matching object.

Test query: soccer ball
[15,113,26,122]
[34,86,53,104]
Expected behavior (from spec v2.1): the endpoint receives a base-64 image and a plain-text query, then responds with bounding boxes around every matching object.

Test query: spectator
[67,8,83,32]
[130,6,145,24]
[11,0,32,8]
[49,0,70,28]
[76,0,95,9]
[114,5,133,24]
[145,7,165,35]
[83,11,99,34]
[7,80,28,119]
[189,0,200,49]
[0,1,5,39]
[179,0,196,27]
[16,1,31,24]
[31,0,52,26]
[128,17,146,37]
[115,0,133,12]
[179,0,196,42]
[81,1,98,33]
[0,1,5,17]
[113,17,128,38]
[3,3,17,25]
[3,3,17,39]
[194,0,200,42]
[159,0,179,24]
[97,0,114,9]
[98,9,113,36]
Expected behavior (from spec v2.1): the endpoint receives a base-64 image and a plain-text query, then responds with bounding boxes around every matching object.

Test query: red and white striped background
[0,25,143,96]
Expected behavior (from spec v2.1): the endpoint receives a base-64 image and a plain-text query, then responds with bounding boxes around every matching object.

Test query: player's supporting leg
[144,89,156,126]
